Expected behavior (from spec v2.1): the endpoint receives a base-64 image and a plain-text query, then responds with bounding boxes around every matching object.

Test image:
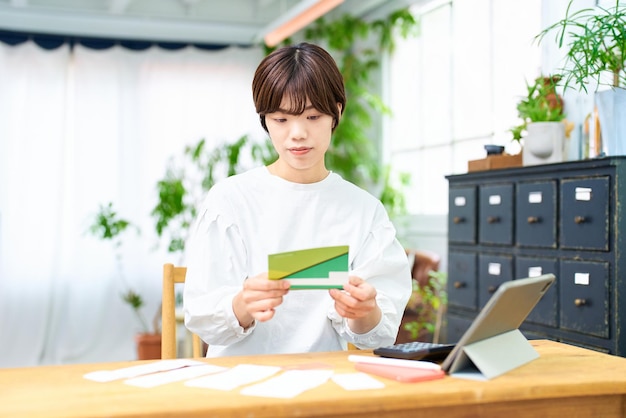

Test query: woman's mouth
[288,147,311,155]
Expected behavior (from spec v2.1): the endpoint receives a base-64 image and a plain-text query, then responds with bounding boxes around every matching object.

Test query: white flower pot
[523,122,566,166]
[595,88,626,156]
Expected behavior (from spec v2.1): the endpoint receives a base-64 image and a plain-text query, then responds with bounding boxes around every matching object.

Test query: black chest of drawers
[445,156,626,356]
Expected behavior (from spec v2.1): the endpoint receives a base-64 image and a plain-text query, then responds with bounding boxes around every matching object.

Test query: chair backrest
[162,263,203,359]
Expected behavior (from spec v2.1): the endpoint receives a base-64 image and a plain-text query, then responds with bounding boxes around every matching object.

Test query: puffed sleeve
[328,207,412,349]
[183,193,257,346]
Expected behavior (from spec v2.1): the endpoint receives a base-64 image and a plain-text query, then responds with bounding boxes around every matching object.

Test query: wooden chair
[162,263,203,359]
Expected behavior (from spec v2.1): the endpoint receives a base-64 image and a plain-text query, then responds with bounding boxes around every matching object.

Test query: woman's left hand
[330,276,382,334]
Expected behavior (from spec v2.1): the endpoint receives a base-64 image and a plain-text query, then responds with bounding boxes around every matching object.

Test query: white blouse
[183,166,411,357]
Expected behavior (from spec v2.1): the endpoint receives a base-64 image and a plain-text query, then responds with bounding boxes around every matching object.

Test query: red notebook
[354,362,445,383]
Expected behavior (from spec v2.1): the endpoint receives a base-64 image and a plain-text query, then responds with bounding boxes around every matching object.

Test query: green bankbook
[268,245,349,289]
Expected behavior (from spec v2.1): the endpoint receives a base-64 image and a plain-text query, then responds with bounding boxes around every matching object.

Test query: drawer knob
[454,281,465,289]
[574,298,587,307]
[574,216,587,224]
[453,216,465,224]
[488,285,497,293]
[527,216,540,224]
[487,216,500,224]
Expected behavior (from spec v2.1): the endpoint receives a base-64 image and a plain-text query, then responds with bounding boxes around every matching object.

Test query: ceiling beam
[257,0,344,46]
[0,0,434,46]
[0,4,261,45]
[109,0,131,15]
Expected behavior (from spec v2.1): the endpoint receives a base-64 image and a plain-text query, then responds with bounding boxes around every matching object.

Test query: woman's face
[265,97,340,184]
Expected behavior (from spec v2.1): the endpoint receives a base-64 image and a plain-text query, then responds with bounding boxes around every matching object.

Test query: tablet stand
[447,329,539,380]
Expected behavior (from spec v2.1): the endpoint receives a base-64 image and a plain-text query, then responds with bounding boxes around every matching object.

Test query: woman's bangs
[282,81,309,114]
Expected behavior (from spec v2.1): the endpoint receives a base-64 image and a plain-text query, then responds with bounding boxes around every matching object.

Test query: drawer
[444,314,473,344]
[516,181,557,248]
[479,184,514,245]
[559,260,609,338]
[448,187,477,243]
[560,177,609,251]
[447,251,477,310]
[478,253,513,309]
[515,256,558,327]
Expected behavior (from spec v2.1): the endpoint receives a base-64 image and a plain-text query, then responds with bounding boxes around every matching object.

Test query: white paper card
[124,364,227,388]
[84,359,205,382]
[347,354,441,371]
[331,372,384,390]
[241,369,334,398]
[185,364,281,390]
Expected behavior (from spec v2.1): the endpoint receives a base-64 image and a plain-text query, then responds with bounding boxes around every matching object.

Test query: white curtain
[0,41,266,367]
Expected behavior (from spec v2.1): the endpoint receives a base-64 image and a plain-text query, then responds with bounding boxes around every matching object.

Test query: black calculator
[373,341,456,361]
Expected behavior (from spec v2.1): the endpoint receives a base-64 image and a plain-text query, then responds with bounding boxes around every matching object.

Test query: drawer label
[528,266,543,277]
[488,263,501,275]
[575,187,592,201]
[488,195,501,205]
[528,192,543,203]
[454,196,466,206]
[574,272,590,285]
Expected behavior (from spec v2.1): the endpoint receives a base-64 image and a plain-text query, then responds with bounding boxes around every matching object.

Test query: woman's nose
[289,120,307,140]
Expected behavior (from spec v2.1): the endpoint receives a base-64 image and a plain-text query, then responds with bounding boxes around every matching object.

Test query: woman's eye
[307,115,321,120]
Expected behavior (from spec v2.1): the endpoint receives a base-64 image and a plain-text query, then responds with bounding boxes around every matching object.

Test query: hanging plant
[304,10,419,194]
[264,9,420,216]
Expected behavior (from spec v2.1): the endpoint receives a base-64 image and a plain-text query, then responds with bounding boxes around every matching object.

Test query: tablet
[441,274,556,376]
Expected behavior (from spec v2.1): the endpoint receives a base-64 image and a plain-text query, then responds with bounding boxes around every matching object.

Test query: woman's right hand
[232,272,290,327]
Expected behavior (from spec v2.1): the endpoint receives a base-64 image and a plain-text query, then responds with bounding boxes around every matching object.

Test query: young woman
[184,42,411,357]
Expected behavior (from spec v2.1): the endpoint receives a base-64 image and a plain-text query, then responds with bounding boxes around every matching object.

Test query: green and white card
[268,245,349,289]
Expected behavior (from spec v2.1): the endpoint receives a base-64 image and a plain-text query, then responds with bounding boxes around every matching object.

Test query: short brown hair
[252,42,346,132]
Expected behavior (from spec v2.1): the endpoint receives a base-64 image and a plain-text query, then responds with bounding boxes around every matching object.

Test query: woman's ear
[333,102,343,129]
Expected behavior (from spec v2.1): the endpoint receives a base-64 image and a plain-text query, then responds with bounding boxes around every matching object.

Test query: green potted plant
[151,135,276,258]
[510,75,565,140]
[510,75,568,166]
[88,202,161,360]
[535,0,626,156]
[401,270,447,343]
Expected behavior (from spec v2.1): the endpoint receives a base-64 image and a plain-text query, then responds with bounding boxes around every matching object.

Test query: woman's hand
[329,276,381,333]
[232,272,290,327]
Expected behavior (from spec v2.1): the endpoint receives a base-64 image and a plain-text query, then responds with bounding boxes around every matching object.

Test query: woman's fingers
[239,273,290,322]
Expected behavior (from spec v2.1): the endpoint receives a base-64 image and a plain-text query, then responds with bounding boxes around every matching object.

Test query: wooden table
[2,340,625,418]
